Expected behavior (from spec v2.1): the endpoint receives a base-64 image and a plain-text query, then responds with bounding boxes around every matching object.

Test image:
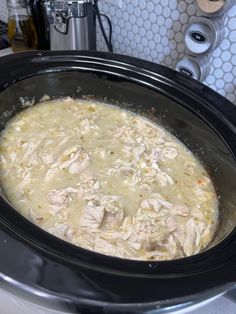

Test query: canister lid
[6,0,27,8]
[185,21,213,54]
[175,55,211,82]
[195,0,235,16]
[184,17,224,55]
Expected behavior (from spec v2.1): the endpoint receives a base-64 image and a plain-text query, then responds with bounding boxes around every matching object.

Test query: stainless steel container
[184,16,225,55]
[175,55,211,82]
[45,0,96,50]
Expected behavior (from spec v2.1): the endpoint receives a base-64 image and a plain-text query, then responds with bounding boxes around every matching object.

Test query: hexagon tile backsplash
[0,0,235,104]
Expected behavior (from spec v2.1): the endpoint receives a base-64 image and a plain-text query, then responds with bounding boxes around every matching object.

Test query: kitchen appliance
[45,0,96,50]
[0,51,236,313]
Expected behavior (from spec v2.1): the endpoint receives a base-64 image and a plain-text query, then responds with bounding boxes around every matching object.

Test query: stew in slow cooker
[0,98,219,260]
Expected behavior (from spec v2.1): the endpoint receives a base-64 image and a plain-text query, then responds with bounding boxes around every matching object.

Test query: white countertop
[0,47,12,56]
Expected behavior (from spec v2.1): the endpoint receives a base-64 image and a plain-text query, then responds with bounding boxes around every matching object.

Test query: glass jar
[7,0,38,52]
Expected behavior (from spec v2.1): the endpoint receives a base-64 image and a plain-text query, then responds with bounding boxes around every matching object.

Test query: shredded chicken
[80,203,105,229]
[0,98,219,261]
[45,145,90,182]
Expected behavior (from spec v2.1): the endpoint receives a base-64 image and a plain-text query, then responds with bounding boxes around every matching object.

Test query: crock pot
[0,51,236,314]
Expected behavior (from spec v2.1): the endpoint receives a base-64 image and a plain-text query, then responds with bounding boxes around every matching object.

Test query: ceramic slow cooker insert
[0,51,236,313]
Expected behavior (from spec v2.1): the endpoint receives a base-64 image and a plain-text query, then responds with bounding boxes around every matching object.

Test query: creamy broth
[0,98,219,260]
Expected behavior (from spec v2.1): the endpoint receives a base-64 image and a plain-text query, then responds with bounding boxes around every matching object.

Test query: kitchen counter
[0,47,12,56]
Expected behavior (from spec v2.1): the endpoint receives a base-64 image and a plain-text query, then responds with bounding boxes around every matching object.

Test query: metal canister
[45,0,96,50]
[175,55,211,82]
[184,16,225,55]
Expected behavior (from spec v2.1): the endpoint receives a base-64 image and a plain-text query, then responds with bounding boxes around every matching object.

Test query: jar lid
[195,0,235,16]
[175,55,211,82]
[184,17,225,55]
[6,0,27,8]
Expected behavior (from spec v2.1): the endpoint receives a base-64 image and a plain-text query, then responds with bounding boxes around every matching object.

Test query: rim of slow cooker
[0,51,236,309]
[0,50,236,272]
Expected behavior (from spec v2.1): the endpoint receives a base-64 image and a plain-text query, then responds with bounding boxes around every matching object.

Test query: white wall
[97,0,236,104]
[0,0,8,23]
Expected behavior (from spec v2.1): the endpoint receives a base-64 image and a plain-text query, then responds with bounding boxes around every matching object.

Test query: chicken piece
[47,223,68,239]
[173,221,186,248]
[134,211,168,251]
[48,189,71,208]
[184,161,196,175]
[80,118,98,133]
[108,159,136,177]
[166,215,177,233]
[162,147,178,159]
[134,118,164,139]
[141,194,173,214]
[63,96,73,103]
[41,153,54,164]
[116,238,141,258]
[58,145,89,170]
[143,167,157,179]
[194,186,213,202]
[156,171,174,186]
[118,216,144,251]
[141,198,161,212]
[133,145,146,160]
[68,159,90,174]
[22,140,41,159]
[104,208,124,228]
[79,172,97,186]
[72,229,97,250]
[113,126,135,144]
[157,198,173,210]
[94,236,124,258]
[121,221,142,251]
[122,145,133,158]
[80,203,105,229]
[148,147,161,165]
[45,145,90,181]
[167,234,180,258]
[128,174,141,187]
[195,221,207,248]
[142,250,169,260]
[0,154,7,165]
[100,195,124,228]
[127,236,142,250]
[183,219,196,256]
[94,147,107,160]
[15,169,32,190]
[48,187,79,212]
[171,205,189,217]
[29,208,43,224]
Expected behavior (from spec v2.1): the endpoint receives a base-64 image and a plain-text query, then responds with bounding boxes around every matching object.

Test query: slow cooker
[0,51,236,313]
